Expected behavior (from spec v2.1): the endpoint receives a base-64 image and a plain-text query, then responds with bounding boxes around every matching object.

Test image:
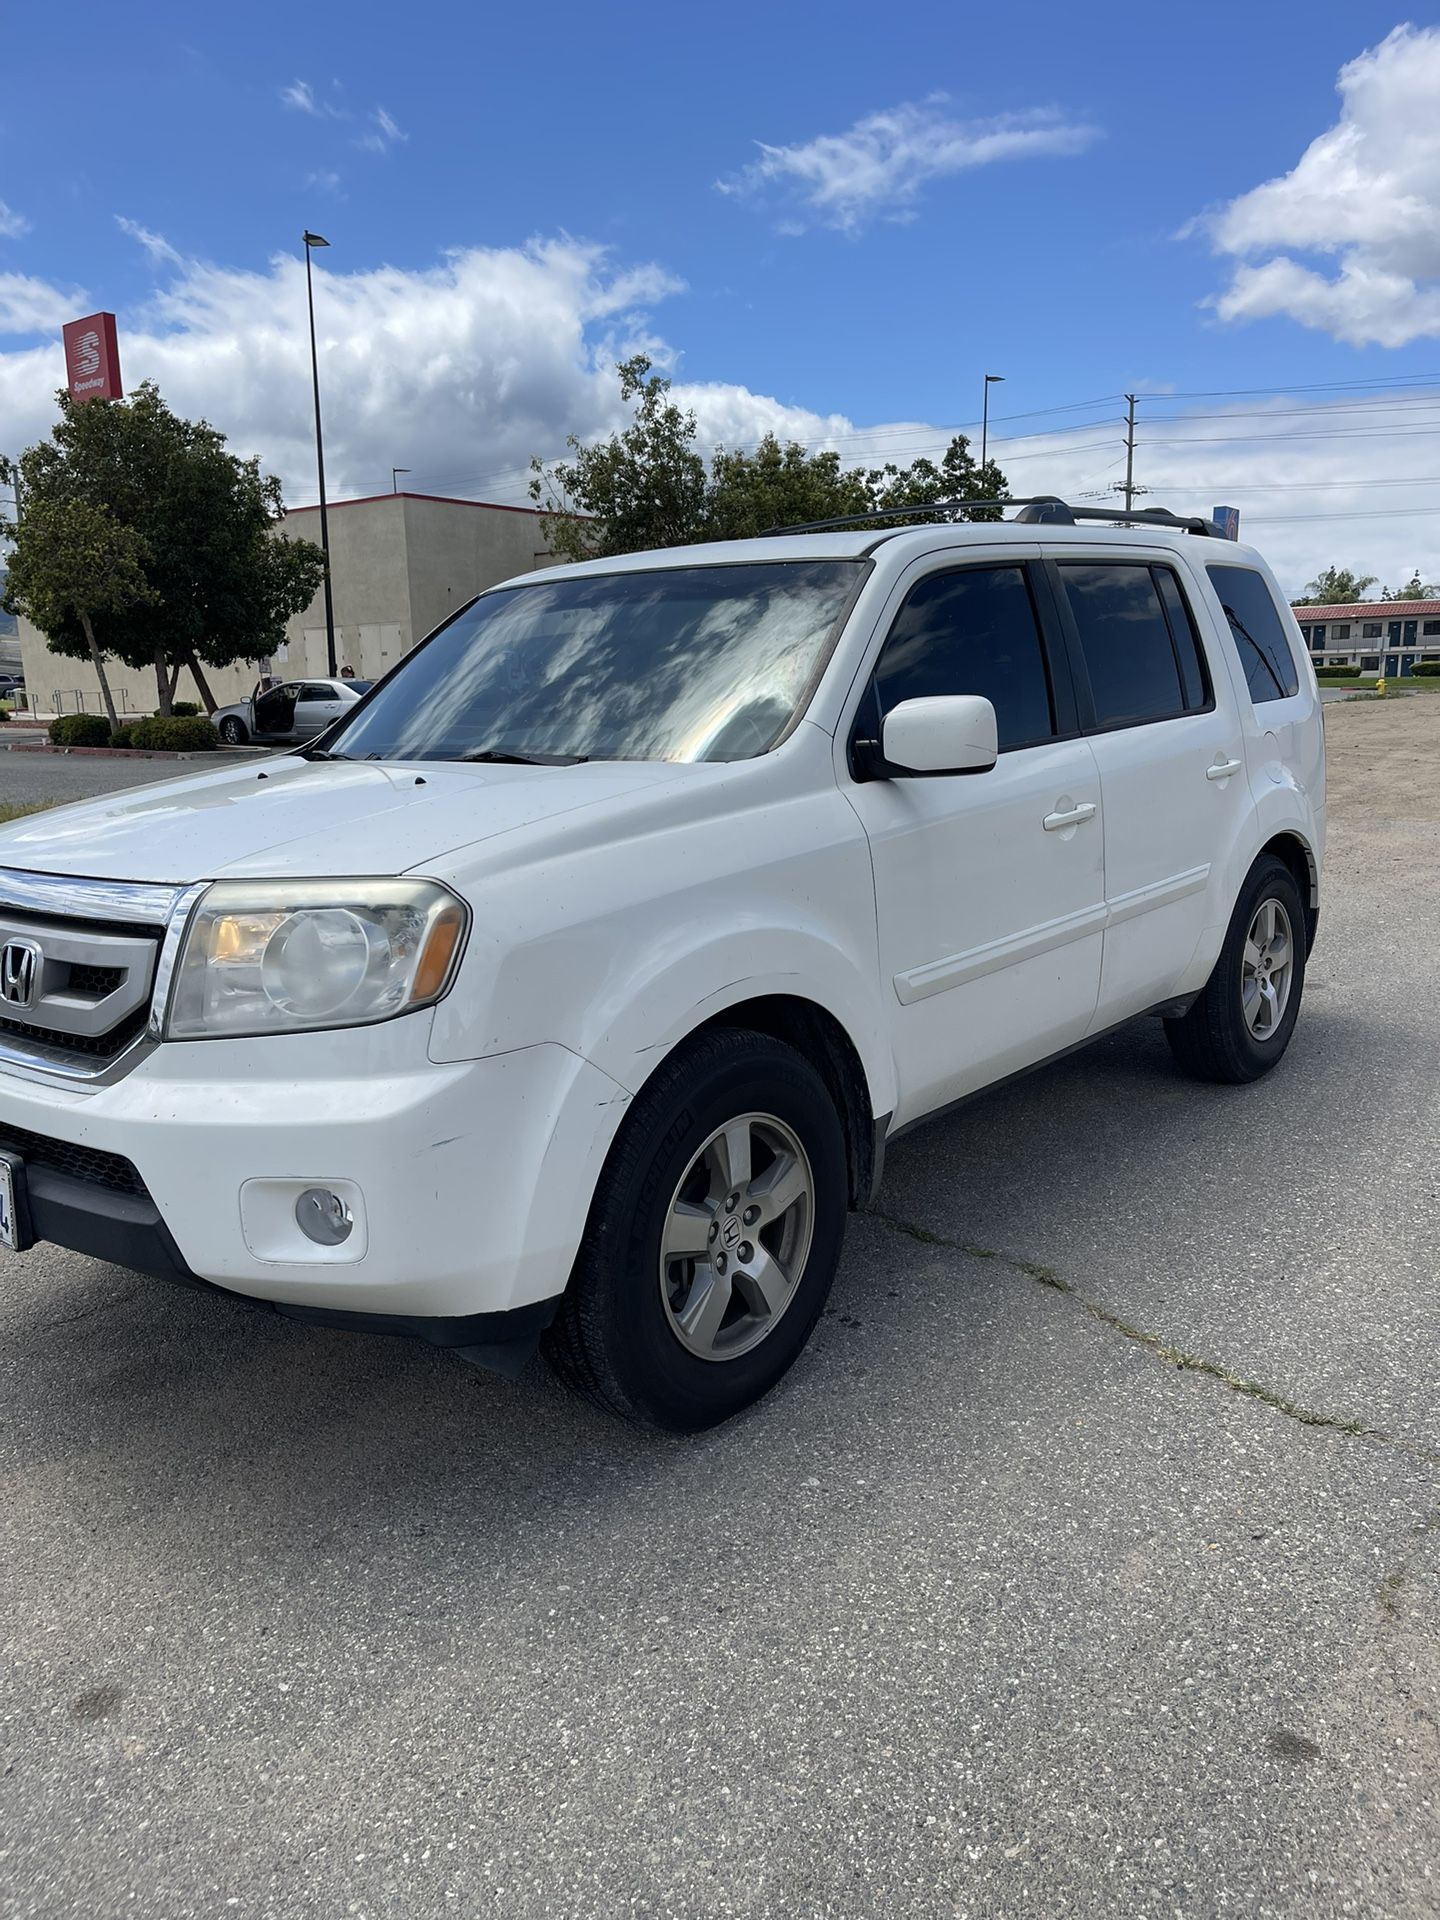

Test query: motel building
[17,490,555,719]
[1291,599,1440,679]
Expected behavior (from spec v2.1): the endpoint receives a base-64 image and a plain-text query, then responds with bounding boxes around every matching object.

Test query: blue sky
[4,1,1440,589]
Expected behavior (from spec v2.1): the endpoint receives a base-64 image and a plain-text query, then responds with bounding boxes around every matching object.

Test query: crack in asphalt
[870,1207,1440,1467]
[13,1286,143,1339]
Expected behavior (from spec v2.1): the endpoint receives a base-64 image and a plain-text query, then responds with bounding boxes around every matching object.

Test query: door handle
[1206,757,1243,781]
[1043,801,1096,832]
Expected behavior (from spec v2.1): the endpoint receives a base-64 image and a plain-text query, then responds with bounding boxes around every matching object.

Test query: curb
[0,741,253,762]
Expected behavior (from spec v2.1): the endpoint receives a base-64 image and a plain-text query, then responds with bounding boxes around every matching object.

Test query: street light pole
[981,373,1005,472]
[303,231,337,678]
[391,467,411,494]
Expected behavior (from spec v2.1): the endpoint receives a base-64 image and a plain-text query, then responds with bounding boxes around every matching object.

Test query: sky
[4,0,1440,594]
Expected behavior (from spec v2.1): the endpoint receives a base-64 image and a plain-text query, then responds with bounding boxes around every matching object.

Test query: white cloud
[1198,24,1440,345]
[116,215,182,268]
[718,97,1099,233]
[1,235,1437,591]
[280,79,341,118]
[0,241,693,502]
[358,106,406,154]
[305,169,344,197]
[0,200,29,241]
[0,273,86,335]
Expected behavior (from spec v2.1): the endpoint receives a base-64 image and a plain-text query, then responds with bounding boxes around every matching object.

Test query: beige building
[17,491,554,718]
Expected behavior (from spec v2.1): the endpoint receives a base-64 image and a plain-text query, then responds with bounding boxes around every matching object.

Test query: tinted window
[873,565,1054,751]
[1206,565,1300,704]
[1059,564,1185,727]
[1363,622,1382,639]
[298,684,334,701]
[1154,568,1211,711]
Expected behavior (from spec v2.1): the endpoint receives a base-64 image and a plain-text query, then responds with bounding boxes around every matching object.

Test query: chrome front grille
[0,870,206,1084]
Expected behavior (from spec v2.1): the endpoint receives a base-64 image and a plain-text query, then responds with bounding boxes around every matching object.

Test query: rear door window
[1206,565,1300,704]
[873,564,1056,751]
[1058,563,1195,728]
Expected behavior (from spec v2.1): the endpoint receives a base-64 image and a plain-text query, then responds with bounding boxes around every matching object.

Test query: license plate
[0,1156,16,1251]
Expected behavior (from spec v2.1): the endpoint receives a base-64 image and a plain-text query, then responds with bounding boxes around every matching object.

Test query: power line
[1138,423,1440,449]
[1243,505,1440,525]
[1154,372,1440,400]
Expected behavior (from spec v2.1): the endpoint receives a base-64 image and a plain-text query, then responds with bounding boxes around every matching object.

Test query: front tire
[219,716,248,745]
[1165,854,1307,1083]
[544,1028,849,1431]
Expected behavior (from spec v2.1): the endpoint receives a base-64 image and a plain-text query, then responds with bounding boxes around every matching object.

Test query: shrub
[1314,667,1359,681]
[1411,661,1440,677]
[0,705,10,724]
[127,714,219,752]
[49,713,112,747]
[109,724,139,748]
[153,701,202,717]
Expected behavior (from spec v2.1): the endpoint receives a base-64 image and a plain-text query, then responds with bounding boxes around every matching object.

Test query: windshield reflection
[330,560,864,765]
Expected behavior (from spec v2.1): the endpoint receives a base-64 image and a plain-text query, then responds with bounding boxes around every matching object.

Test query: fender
[576,927,898,1122]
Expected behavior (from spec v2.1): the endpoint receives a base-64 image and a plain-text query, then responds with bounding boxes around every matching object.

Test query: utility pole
[1122,393,1137,520]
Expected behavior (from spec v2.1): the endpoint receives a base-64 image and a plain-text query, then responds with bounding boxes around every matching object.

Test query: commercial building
[1291,599,1440,677]
[17,491,554,718]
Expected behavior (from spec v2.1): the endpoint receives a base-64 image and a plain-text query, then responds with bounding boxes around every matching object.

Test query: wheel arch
[1258,830,1319,952]
[685,993,887,1211]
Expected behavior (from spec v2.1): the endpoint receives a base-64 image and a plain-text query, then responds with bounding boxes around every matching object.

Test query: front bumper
[8,1152,560,1373]
[0,1016,632,1324]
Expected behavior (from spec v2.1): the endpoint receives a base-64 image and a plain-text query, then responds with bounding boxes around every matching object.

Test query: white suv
[0,503,1323,1429]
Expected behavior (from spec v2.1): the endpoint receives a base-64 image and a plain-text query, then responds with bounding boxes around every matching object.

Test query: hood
[0,756,692,886]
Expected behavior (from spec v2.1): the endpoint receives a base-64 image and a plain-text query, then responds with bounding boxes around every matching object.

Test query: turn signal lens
[410,904,466,1003]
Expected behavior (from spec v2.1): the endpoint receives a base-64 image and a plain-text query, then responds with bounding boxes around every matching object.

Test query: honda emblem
[0,939,41,1010]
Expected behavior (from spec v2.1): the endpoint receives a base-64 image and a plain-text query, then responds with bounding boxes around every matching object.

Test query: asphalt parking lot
[1,745,265,807]
[2,700,1437,1919]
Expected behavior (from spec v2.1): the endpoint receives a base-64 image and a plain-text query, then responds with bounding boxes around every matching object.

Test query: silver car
[212,677,370,746]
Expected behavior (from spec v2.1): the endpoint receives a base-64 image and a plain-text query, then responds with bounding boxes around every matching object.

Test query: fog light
[295,1187,354,1246]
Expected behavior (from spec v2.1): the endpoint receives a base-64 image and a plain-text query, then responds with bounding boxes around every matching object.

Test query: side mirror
[881,695,998,776]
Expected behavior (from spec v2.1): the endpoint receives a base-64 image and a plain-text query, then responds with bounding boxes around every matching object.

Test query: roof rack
[762,495,1228,539]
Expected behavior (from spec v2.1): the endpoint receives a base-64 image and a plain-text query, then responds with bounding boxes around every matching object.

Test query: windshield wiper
[458,748,590,766]
[298,746,350,762]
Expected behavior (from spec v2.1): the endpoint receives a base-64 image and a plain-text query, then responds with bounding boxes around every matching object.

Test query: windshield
[328,559,864,764]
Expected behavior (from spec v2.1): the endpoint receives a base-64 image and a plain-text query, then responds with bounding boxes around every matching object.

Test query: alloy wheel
[1241,896,1294,1039]
[659,1111,815,1362]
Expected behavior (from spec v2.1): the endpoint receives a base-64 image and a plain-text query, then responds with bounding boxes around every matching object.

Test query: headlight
[167,878,468,1040]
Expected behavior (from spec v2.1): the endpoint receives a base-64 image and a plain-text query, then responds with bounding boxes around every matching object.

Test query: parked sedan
[212,677,370,746]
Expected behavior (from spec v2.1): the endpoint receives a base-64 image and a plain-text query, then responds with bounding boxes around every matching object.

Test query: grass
[0,800,54,825]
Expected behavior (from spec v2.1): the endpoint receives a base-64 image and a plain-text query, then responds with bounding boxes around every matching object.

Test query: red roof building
[1291,599,1440,672]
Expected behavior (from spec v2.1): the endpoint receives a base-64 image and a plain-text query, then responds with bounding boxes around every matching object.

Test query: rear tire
[544,1027,848,1431]
[1165,854,1306,1084]
[219,716,248,745]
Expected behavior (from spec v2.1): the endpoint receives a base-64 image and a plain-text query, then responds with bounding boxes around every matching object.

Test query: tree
[865,434,1007,522]
[1293,566,1378,605]
[531,360,1011,559]
[1,385,326,714]
[1,497,154,730]
[706,436,869,539]
[1380,569,1438,601]
[530,356,708,562]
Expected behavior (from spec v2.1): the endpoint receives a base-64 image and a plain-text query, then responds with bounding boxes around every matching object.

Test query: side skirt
[883,998,1200,1147]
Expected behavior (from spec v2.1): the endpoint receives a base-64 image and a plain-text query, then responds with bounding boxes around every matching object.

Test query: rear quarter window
[1206,565,1300,704]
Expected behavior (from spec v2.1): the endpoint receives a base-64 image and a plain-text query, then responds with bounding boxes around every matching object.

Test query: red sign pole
[62,313,123,404]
